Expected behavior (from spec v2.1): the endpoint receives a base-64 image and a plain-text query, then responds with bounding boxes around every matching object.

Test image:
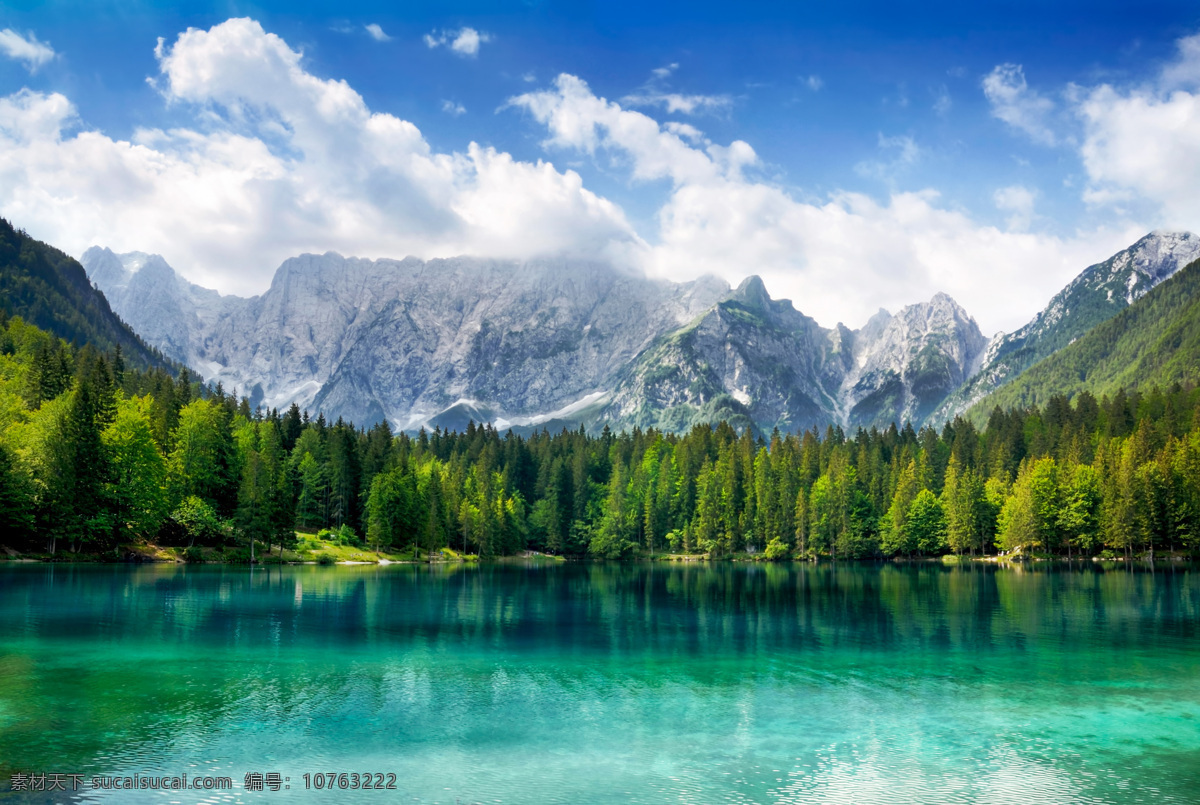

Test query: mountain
[0,219,169,370]
[599,280,987,433]
[80,247,239,369]
[969,254,1200,418]
[932,231,1200,423]
[92,232,1189,436]
[85,246,988,433]
[85,249,731,427]
[598,276,843,433]
[306,257,729,428]
[835,293,987,429]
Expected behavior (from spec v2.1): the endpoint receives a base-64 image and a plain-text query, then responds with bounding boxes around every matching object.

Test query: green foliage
[171,496,227,547]
[102,395,167,542]
[2,312,1200,563]
[0,218,168,371]
[763,536,790,560]
[974,256,1200,419]
[907,490,947,555]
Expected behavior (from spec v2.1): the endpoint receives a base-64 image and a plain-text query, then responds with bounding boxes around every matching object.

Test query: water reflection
[0,562,1197,804]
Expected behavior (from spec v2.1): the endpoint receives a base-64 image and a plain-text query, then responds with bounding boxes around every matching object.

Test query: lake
[0,562,1197,804]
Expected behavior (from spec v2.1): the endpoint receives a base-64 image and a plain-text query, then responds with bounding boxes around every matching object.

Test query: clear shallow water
[0,563,1197,805]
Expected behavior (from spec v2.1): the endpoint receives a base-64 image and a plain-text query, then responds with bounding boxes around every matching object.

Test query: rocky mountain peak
[1115,230,1200,292]
[929,229,1200,426]
[82,246,132,291]
[731,275,772,311]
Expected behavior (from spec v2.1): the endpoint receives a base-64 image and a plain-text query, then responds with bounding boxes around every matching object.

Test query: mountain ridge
[0,221,170,371]
[933,230,1200,422]
[82,230,1198,434]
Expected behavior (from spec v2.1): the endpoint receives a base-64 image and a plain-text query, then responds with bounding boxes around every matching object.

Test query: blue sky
[1,1,1199,331]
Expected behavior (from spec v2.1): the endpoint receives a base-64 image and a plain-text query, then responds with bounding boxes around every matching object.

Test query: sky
[1,1,1199,333]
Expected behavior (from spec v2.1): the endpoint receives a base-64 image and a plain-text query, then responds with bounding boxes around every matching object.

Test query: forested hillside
[0,219,169,370]
[973,256,1200,419]
[1,313,1197,562]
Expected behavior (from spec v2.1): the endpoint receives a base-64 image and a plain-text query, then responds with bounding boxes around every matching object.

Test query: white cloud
[441,99,466,116]
[0,17,1162,335]
[1161,32,1200,88]
[804,75,823,91]
[512,74,748,185]
[622,64,732,116]
[933,86,952,115]
[424,27,490,57]
[994,185,1037,231]
[1074,30,1200,226]
[0,18,638,295]
[622,91,731,115]
[364,24,391,42]
[983,63,1057,145]
[511,75,1137,332]
[664,121,704,143]
[0,29,55,72]
[854,134,921,183]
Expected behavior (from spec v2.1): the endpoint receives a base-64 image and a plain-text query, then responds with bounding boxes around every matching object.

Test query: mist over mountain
[83,230,1197,434]
[934,231,1200,422]
[0,220,168,370]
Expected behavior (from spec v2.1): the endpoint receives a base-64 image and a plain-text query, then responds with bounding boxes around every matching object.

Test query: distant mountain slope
[0,219,167,369]
[837,293,986,429]
[970,255,1200,418]
[81,247,241,368]
[933,231,1200,424]
[85,248,731,426]
[309,257,730,428]
[91,234,1191,436]
[600,277,840,433]
[86,244,988,433]
[600,279,987,434]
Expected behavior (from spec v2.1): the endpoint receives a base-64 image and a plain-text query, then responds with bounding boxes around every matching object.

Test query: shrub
[184,546,204,564]
[171,496,225,546]
[763,537,790,561]
[336,523,360,547]
[316,553,336,565]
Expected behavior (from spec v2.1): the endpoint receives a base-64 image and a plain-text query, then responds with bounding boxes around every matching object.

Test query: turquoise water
[0,563,1197,804]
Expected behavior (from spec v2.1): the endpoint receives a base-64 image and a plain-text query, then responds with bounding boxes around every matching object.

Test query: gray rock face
[838,293,987,430]
[89,232,1186,434]
[601,280,987,433]
[81,247,241,370]
[84,248,730,427]
[931,230,1200,424]
[310,257,730,428]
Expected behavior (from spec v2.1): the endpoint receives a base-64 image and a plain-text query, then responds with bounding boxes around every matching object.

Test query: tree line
[0,313,1198,560]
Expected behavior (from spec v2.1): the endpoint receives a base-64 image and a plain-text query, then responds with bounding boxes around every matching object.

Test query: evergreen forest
[1,311,1198,562]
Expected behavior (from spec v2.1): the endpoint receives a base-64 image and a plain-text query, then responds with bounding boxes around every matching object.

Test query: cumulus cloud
[1161,32,1200,88]
[0,17,1157,333]
[441,99,466,116]
[511,75,1136,332]
[994,185,1037,231]
[1075,30,1200,226]
[0,28,55,72]
[364,24,391,42]
[424,27,490,57]
[0,18,638,295]
[983,63,1057,145]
